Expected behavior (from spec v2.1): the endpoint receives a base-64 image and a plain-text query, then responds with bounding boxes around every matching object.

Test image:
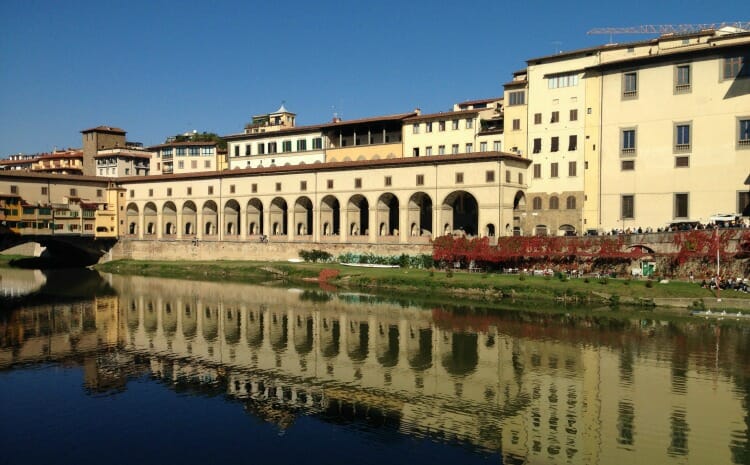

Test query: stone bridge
[0,228,118,266]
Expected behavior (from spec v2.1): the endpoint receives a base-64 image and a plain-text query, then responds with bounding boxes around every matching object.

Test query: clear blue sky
[0,0,743,155]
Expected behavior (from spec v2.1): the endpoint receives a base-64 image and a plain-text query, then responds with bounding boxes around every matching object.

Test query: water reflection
[1,272,750,464]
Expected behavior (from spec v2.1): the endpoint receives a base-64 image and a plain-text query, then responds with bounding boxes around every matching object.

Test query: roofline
[403,109,480,122]
[80,126,127,135]
[223,124,326,141]
[147,141,219,150]
[318,112,418,129]
[455,96,504,106]
[0,171,112,184]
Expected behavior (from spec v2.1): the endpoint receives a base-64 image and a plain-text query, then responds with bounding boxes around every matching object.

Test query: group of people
[700,276,750,293]
[604,220,748,236]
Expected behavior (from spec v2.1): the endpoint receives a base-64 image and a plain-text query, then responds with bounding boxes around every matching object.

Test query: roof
[37,151,83,160]
[0,170,110,184]
[403,109,480,123]
[147,141,218,150]
[94,151,152,160]
[455,97,503,107]
[223,123,326,141]
[119,151,531,184]
[503,79,528,88]
[80,125,126,134]
[318,112,418,129]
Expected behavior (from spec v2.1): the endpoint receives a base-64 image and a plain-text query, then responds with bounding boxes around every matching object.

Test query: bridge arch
[441,190,478,236]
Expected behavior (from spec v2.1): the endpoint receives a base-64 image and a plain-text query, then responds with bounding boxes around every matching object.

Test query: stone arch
[224,199,241,236]
[270,312,288,353]
[485,223,496,237]
[320,195,340,236]
[163,201,177,236]
[357,155,366,161]
[182,201,197,236]
[376,193,399,236]
[294,196,313,236]
[202,305,218,342]
[270,197,288,235]
[126,203,139,236]
[347,194,369,236]
[442,190,478,236]
[246,198,264,235]
[224,308,240,344]
[246,309,264,348]
[513,191,526,210]
[320,317,340,359]
[559,224,576,236]
[182,303,197,339]
[143,202,157,236]
[534,224,549,236]
[162,302,177,338]
[202,200,218,236]
[408,192,432,237]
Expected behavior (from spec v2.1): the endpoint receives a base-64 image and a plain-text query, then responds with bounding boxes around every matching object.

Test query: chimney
[414,108,421,116]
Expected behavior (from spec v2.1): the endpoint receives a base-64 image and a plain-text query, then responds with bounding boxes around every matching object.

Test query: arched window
[549,196,559,210]
[532,197,542,210]
[566,196,577,209]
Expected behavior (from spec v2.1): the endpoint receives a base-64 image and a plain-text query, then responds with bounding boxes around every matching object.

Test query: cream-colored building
[149,141,220,175]
[225,124,326,170]
[94,148,151,177]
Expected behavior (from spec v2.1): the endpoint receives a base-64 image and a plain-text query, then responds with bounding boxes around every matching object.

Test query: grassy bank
[94,259,738,309]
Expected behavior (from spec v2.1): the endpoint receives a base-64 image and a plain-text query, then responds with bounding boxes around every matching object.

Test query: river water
[1,268,749,465]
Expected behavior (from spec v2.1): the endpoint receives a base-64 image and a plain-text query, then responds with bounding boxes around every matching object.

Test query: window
[327,179,334,189]
[534,113,542,124]
[533,197,542,210]
[455,173,464,184]
[413,147,420,157]
[550,162,559,178]
[257,143,265,155]
[426,122,433,133]
[568,135,577,151]
[568,161,577,177]
[465,143,473,153]
[485,170,495,182]
[739,118,750,147]
[480,142,487,152]
[191,160,197,169]
[547,72,579,89]
[512,119,520,131]
[439,121,445,131]
[675,64,691,92]
[739,191,750,216]
[622,71,638,98]
[176,147,186,156]
[229,185,235,194]
[70,188,77,197]
[235,146,240,157]
[384,176,392,186]
[621,195,634,219]
[148,189,153,197]
[621,128,636,155]
[312,137,323,150]
[178,160,184,169]
[466,118,473,129]
[354,178,362,188]
[204,160,211,169]
[412,123,420,134]
[167,188,173,196]
[275,182,281,192]
[296,139,307,151]
[282,140,292,152]
[675,156,689,167]
[549,196,559,210]
[452,144,459,154]
[551,137,559,152]
[438,145,445,155]
[723,56,748,80]
[425,146,432,156]
[129,189,134,198]
[508,91,525,106]
[518,172,523,184]
[300,181,307,191]
[566,196,576,209]
[187,187,192,195]
[208,186,214,195]
[532,138,542,153]
[268,142,277,154]
[533,163,541,178]
[452,119,459,130]
[674,193,689,218]
[189,147,200,156]
[41,186,48,195]
[551,111,559,123]
[10,185,18,194]
[622,160,635,170]
[416,174,424,186]
[675,123,691,152]
[505,170,511,183]
[201,147,214,156]
[570,109,578,121]
[493,141,501,151]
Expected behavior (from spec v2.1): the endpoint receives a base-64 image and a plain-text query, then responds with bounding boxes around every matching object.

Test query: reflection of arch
[202,200,218,236]
[320,195,340,236]
[270,197,288,235]
[320,318,340,358]
[126,203,139,236]
[294,196,313,236]
[408,192,432,236]
[246,310,264,348]
[224,199,241,236]
[202,306,218,342]
[559,224,576,236]
[182,304,196,339]
[144,301,157,334]
[144,202,157,236]
[224,308,240,344]
[347,322,369,362]
[347,195,369,236]
[163,201,177,236]
[162,303,177,337]
[534,224,548,236]
[407,328,432,371]
[376,193,399,236]
[247,198,263,235]
[377,325,399,368]
[442,190,478,236]
[182,201,197,236]
[270,313,288,352]
[441,332,478,377]
[294,316,314,355]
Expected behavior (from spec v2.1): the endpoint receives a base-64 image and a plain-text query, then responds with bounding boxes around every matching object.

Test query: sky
[0,0,744,156]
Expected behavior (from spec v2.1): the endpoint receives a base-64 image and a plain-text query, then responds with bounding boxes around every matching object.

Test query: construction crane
[588,22,750,36]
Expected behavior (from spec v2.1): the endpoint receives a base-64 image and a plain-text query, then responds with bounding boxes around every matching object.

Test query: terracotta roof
[120,151,531,184]
[94,152,152,160]
[455,97,503,107]
[318,112,417,129]
[80,125,126,134]
[37,151,83,160]
[503,79,528,87]
[403,109,481,123]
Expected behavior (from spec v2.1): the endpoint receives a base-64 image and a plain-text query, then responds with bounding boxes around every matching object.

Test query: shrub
[519,273,526,281]
[608,294,620,307]
[446,269,454,278]
[299,249,333,263]
[645,280,653,288]
[599,277,609,285]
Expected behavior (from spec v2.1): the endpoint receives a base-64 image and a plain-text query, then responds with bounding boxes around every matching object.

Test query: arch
[566,195,577,210]
[163,201,177,236]
[442,190,478,236]
[224,199,241,236]
[408,192,432,236]
[513,191,526,210]
[182,201,197,236]
[126,203,139,236]
[246,198,264,235]
[485,224,496,237]
[270,197,288,235]
[356,155,366,161]
[534,224,549,236]
[294,196,313,236]
[347,194,369,236]
[143,202,157,236]
[532,196,542,210]
[376,193,399,236]
[549,196,559,210]
[441,332,478,377]
[320,195,340,236]
[559,224,576,236]
[202,200,218,236]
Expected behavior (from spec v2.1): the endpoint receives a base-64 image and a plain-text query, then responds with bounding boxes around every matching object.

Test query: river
[1,268,749,464]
